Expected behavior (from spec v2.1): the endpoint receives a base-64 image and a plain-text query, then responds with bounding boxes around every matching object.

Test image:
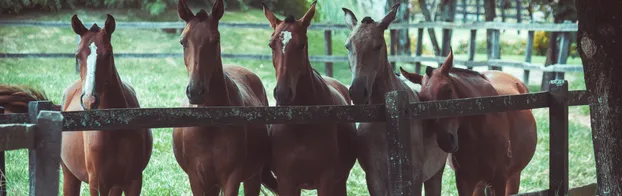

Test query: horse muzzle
[186,84,208,105]
[274,85,294,105]
[349,77,371,104]
[80,93,100,110]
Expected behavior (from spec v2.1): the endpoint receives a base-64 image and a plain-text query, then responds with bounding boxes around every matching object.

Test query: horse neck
[98,59,129,109]
[291,63,332,105]
[201,60,239,106]
[450,73,497,99]
[370,59,413,103]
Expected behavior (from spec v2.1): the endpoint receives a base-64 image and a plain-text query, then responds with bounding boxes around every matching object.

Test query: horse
[0,85,50,113]
[172,0,276,195]
[399,50,537,196]
[263,1,357,195]
[60,14,153,196]
[342,4,447,195]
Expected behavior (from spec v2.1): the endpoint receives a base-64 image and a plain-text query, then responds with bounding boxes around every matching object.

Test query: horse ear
[104,14,116,35]
[342,8,358,30]
[178,0,194,22]
[71,14,88,36]
[378,3,400,30]
[210,0,224,21]
[425,66,435,77]
[300,1,317,28]
[440,47,454,75]
[262,3,281,29]
[399,66,423,84]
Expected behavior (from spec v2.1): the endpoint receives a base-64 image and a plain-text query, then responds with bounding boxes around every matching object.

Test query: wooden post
[516,0,522,34]
[556,23,571,81]
[415,28,424,74]
[390,30,397,71]
[385,91,417,196]
[500,0,506,24]
[548,80,568,196]
[475,0,481,21]
[462,0,468,23]
[29,111,63,196]
[324,30,333,77]
[0,106,5,196]
[27,101,54,195]
[468,29,477,70]
[523,30,535,85]
[489,29,502,70]
[75,35,80,73]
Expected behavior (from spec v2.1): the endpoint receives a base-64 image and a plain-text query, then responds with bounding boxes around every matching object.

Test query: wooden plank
[29,111,62,196]
[0,124,35,151]
[0,20,579,32]
[415,28,424,74]
[548,80,569,196]
[0,113,29,124]
[385,91,416,196]
[0,107,4,196]
[489,29,502,70]
[408,91,550,119]
[512,183,597,196]
[524,30,535,85]
[468,29,477,69]
[62,104,386,131]
[568,90,588,106]
[324,30,333,77]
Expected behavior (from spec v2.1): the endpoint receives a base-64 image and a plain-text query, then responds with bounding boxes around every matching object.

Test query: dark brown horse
[399,50,537,196]
[172,0,275,195]
[0,85,49,113]
[343,4,447,195]
[60,14,153,196]
[263,1,357,195]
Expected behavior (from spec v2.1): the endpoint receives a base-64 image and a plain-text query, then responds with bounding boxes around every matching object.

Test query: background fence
[0,20,580,86]
[0,79,598,196]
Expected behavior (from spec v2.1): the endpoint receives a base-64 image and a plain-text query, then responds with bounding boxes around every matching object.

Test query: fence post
[548,80,568,196]
[415,28,424,74]
[523,30,535,85]
[0,106,5,196]
[556,22,571,81]
[468,29,477,70]
[489,29,502,70]
[29,111,62,196]
[324,30,333,77]
[385,91,417,196]
[475,0,481,21]
[462,0,468,23]
[390,30,397,71]
[75,35,80,73]
[27,101,54,195]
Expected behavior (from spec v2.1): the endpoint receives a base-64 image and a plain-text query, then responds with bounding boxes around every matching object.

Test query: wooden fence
[0,20,580,86]
[0,80,597,195]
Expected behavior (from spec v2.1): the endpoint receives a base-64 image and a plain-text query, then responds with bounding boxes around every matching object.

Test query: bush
[533,31,549,56]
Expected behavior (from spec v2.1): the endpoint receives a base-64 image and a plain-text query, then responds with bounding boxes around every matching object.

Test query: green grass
[0,8,596,195]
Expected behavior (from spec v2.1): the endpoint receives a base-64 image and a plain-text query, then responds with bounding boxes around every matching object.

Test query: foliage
[533,31,549,56]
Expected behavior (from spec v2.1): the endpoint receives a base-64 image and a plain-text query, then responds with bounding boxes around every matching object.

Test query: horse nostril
[186,86,191,97]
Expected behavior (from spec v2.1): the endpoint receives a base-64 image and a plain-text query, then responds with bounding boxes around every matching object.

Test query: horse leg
[277,175,301,196]
[454,171,478,196]
[505,172,521,195]
[88,176,113,196]
[490,177,508,196]
[61,163,81,196]
[121,174,143,196]
[332,175,349,196]
[243,172,261,196]
[109,187,123,196]
[424,166,445,196]
[221,173,242,196]
[188,173,219,196]
[365,172,386,196]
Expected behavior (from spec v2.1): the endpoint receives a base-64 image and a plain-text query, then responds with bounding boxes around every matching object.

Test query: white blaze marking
[280,30,292,54]
[83,42,98,95]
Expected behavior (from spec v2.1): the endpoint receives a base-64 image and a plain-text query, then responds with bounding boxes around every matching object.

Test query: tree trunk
[387,0,411,71]
[483,0,495,58]
[418,0,441,56]
[540,0,576,90]
[439,0,456,56]
[576,0,622,194]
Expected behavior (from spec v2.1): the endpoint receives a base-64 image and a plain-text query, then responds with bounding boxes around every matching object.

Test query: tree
[576,0,622,194]
[417,0,441,55]
[387,0,412,70]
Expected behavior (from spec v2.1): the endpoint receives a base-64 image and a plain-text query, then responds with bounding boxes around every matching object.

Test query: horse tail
[0,85,50,113]
[260,166,278,194]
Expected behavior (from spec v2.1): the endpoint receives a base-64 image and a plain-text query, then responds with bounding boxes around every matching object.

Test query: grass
[0,7,596,195]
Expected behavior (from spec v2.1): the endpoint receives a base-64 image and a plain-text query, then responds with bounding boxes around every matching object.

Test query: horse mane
[196,10,209,21]
[89,24,101,32]
[361,17,375,24]
[0,85,50,113]
[450,67,488,80]
[284,15,296,23]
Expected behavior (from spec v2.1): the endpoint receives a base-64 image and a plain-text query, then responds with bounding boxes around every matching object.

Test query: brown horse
[342,4,447,196]
[172,0,275,195]
[399,50,537,196]
[60,14,153,196]
[0,85,50,113]
[263,1,357,195]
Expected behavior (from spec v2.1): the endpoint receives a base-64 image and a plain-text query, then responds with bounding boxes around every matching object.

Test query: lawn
[0,7,595,195]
